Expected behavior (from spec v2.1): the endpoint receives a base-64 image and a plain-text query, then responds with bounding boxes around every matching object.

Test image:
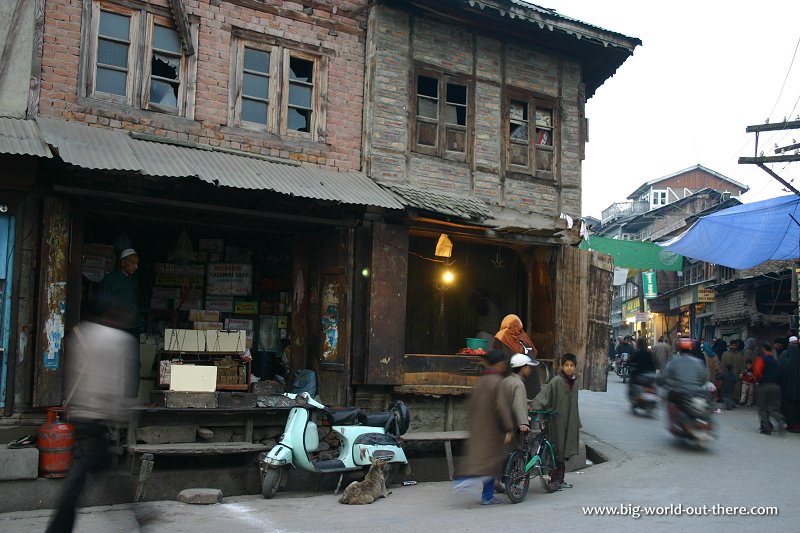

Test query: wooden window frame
[279,49,325,140]
[230,40,279,132]
[411,68,470,162]
[505,89,558,179]
[82,2,196,119]
[86,2,138,106]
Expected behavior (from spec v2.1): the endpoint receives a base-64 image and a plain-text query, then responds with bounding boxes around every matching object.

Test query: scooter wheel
[262,467,283,499]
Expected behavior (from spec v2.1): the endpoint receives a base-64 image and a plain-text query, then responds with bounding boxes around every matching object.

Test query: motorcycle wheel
[503,450,530,503]
[262,467,283,499]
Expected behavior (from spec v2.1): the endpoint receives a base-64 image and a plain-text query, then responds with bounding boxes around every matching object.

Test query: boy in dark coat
[531,353,581,491]
[716,363,737,410]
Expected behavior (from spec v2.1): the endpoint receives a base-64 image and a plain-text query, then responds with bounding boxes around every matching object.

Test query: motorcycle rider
[659,338,709,434]
[629,337,657,399]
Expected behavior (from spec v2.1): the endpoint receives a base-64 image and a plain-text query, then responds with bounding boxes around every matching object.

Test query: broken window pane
[446,104,466,126]
[446,83,466,105]
[288,107,311,132]
[510,100,528,121]
[417,76,438,98]
[289,57,313,83]
[150,79,178,107]
[152,53,179,81]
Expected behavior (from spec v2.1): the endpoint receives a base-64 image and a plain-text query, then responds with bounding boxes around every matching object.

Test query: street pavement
[2,374,798,533]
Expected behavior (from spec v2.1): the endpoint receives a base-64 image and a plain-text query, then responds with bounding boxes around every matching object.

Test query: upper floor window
[85,2,195,118]
[652,190,668,207]
[231,39,323,140]
[507,92,557,177]
[412,69,469,161]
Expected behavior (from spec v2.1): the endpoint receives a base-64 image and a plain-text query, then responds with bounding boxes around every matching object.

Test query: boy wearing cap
[501,354,539,438]
[531,353,582,491]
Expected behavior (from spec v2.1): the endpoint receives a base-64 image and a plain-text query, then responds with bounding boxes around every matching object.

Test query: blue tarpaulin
[660,194,800,269]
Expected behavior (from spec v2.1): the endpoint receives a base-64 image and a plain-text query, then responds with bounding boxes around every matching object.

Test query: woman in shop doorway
[494,314,541,399]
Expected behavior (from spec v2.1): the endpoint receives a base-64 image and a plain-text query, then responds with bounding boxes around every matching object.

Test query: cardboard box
[170,365,218,392]
[164,328,206,352]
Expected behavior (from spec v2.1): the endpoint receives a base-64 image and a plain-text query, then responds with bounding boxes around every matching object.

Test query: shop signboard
[623,298,640,315]
[642,271,658,299]
[635,311,649,322]
[697,288,716,303]
[206,263,252,296]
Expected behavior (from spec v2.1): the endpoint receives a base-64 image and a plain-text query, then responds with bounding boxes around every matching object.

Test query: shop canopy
[579,235,683,271]
[659,194,800,269]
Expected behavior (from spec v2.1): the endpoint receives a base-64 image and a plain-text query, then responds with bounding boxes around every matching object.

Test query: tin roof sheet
[0,117,52,158]
[35,118,402,209]
[387,184,493,221]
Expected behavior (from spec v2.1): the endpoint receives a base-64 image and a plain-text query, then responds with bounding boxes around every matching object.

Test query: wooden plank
[26,0,44,118]
[366,223,408,384]
[167,0,194,56]
[585,250,613,392]
[129,442,267,455]
[402,430,469,441]
[553,246,589,388]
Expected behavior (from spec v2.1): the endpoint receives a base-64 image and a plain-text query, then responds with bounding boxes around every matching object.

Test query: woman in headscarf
[494,314,540,399]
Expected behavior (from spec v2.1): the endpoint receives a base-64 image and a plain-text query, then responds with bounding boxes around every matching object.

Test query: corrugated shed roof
[0,117,52,158]
[35,118,403,210]
[387,184,492,221]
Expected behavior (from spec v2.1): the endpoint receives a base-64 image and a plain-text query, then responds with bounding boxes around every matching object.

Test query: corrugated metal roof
[387,184,492,221]
[35,118,403,209]
[0,117,52,158]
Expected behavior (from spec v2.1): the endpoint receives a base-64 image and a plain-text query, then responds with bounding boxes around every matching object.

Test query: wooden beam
[754,163,800,196]
[26,0,44,118]
[776,142,800,154]
[227,0,365,37]
[739,154,800,164]
[167,0,194,56]
[745,119,800,133]
[0,0,28,88]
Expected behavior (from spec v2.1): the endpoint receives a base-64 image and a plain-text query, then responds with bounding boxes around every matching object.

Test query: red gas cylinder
[37,407,75,478]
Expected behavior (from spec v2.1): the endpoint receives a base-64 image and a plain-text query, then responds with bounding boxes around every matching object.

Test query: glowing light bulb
[442,269,455,284]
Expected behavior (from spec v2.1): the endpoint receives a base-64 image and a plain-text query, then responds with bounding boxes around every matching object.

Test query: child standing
[716,363,737,410]
[739,360,757,406]
[531,353,581,492]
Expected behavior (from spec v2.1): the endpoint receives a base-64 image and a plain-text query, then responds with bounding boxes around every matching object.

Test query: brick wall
[38,0,368,171]
[365,5,585,219]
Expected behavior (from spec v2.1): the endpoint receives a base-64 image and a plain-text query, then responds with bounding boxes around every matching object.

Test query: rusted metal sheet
[366,223,408,385]
[33,197,69,407]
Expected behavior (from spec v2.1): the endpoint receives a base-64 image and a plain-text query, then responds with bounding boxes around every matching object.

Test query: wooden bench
[128,442,268,502]
[402,430,469,481]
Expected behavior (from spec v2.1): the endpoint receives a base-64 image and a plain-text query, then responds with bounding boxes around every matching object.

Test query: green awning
[579,236,683,271]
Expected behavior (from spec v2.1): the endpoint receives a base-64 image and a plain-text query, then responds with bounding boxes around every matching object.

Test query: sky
[538,1,800,219]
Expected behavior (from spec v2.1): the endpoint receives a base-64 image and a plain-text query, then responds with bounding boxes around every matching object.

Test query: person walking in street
[754,342,785,435]
[721,340,746,404]
[778,337,800,432]
[45,311,139,533]
[779,335,799,362]
[702,338,718,383]
[652,336,672,373]
[454,350,514,505]
[531,353,581,492]
[716,363,737,410]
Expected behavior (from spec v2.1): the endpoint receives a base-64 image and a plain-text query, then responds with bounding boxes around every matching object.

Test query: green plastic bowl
[465,338,488,350]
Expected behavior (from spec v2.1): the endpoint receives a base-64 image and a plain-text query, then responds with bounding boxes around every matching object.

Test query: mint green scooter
[260,392,410,498]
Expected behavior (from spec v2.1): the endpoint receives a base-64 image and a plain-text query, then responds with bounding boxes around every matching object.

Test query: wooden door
[554,246,613,391]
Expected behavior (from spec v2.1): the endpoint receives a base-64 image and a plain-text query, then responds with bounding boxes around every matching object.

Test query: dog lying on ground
[338,457,391,504]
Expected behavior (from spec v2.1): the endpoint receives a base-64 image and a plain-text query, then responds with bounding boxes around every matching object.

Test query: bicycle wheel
[536,441,558,493]
[503,450,530,503]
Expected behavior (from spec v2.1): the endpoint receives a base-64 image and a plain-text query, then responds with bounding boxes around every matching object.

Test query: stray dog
[338,457,391,504]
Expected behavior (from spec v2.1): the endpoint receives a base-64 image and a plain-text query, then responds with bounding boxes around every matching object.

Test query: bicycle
[502,408,559,503]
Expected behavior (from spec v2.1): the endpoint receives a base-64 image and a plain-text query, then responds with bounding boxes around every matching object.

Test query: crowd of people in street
[455,314,581,505]
[610,331,800,436]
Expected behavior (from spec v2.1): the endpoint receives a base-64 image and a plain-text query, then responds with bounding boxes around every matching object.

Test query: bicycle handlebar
[529,408,558,418]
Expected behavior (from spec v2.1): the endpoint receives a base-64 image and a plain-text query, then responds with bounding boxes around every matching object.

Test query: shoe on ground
[493,480,505,494]
[480,497,502,505]
[547,481,562,492]
[560,482,573,489]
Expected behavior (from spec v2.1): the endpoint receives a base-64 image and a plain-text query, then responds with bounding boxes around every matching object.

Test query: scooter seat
[328,407,367,425]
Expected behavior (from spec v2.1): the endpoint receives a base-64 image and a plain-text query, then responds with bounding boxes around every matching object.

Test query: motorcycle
[665,392,715,447]
[628,372,658,416]
[259,392,411,498]
[614,352,631,383]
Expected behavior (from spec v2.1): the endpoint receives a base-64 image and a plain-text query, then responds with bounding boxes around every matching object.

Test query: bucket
[37,407,75,478]
[465,338,488,350]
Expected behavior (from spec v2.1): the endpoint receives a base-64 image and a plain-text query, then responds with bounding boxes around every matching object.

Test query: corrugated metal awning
[0,117,52,158]
[387,184,493,221]
[35,117,403,210]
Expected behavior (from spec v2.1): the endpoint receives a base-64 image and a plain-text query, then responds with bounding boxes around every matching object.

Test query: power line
[767,36,800,121]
